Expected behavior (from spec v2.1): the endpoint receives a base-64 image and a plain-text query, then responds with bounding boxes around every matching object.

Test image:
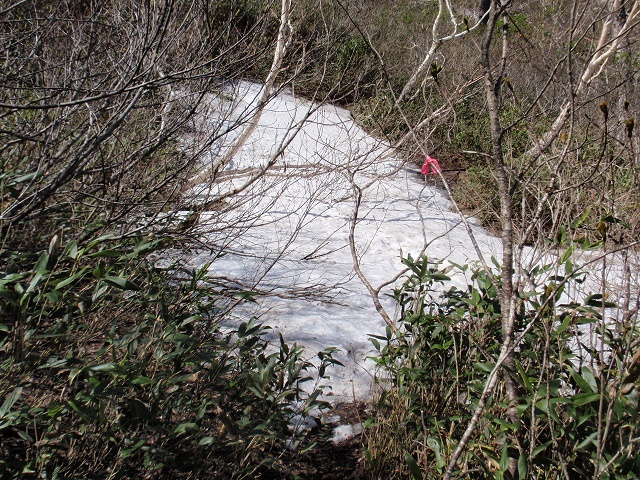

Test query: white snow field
[183,81,635,402]
[180,81,500,401]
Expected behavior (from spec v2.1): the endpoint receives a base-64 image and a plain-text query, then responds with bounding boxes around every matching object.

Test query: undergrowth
[0,235,340,479]
[366,253,640,479]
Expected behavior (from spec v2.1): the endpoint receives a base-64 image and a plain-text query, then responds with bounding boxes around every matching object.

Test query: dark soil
[281,402,369,480]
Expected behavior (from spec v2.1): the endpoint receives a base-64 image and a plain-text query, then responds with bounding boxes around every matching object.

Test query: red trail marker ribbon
[421,155,442,175]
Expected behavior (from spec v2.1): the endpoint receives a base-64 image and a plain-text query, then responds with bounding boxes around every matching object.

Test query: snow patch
[186,81,503,401]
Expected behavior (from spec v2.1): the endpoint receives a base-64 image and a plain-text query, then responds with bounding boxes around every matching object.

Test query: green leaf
[33,252,50,273]
[103,276,140,291]
[556,316,572,335]
[54,267,90,290]
[493,418,519,432]
[558,245,574,265]
[87,250,123,258]
[363,418,378,428]
[0,387,23,419]
[179,315,200,328]
[404,452,423,480]
[120,440,146,458]
[574,314,598,324]
[3,271,27,283]
[299,441,318,454]
[66,400,93,422]
[426,437,444,469]
[13,172,39,184]
[516,360,533,394]
[474,362,494,373]
[531,441,552,458]
[37,357,68,369]
[85,234,116,249]
[44,290,62,305]
[87,363,118,373]
[66,241,79,260]
[600,214,630,228]
[234,290,258,302]
[570,367,595,393]
[133,238,165,255]
[573,392,601,406]
[499,443,509,473]
[427,273,451,282]
[17,430,34,443]
[174,422,199,434]
[580,367,598,392]
[131,377,153,385]
[571,208,592,229]
[565,259,573,275]
[171,333,197,344]
[471,289,481,305]
[247,386,264,398]
[198,436,218,446]
[91,284,109,303]
[585,294,617,308]
[518,451,528,480]
[576,432,598,451]
[25,271,44,295]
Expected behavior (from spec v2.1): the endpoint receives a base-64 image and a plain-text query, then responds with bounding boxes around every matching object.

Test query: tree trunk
[481,1,520,476]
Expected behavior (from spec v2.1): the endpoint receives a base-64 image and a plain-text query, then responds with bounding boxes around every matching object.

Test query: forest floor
[283,403,368,480]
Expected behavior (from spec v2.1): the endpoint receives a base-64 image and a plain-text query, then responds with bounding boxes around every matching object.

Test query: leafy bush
[366,254,640,479]
[452,163,500,227]
[0,235,339,479]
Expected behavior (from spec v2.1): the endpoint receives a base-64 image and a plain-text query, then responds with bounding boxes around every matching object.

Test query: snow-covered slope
[186,82,503,401]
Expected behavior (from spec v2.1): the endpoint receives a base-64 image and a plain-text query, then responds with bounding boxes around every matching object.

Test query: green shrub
[366,254,640,479]
[453,163,500,227]
[0,235,339,479]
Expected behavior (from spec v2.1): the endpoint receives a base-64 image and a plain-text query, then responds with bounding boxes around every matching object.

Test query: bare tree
[339,0,640,477]
[0,0,284,243]
[436,1,640,477]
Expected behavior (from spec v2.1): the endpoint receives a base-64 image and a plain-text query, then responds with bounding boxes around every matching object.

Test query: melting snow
[183,82,508,401]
